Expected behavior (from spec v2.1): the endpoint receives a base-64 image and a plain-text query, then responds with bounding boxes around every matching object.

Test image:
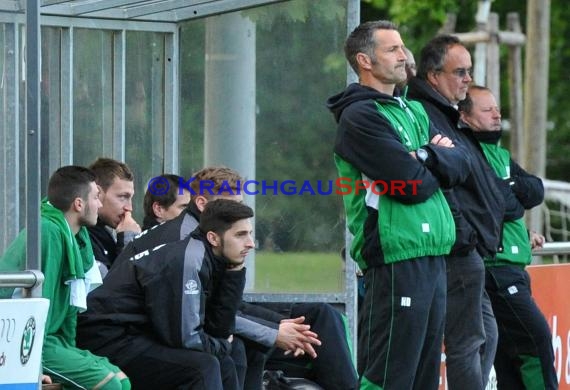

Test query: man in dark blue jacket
[407,35,523,390]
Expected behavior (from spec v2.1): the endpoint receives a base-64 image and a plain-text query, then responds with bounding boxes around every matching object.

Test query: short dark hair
[457,85,492,115]
[417,34,462,80]
[143,174,184,219]
[199,199,253,236]
[344,20,399,75]
[47,166,96,212]
[189,166,242,200]
[89,157,134,191]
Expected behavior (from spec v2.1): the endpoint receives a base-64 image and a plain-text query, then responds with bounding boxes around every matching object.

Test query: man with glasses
[407,35,518,389]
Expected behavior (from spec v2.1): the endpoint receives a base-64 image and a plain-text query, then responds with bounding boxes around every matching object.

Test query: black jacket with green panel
[475,132,544,267]
[327,83,470,270]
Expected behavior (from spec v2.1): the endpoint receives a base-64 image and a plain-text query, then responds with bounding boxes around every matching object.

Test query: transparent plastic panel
[0,21,26,259]
[124,31,166,223]
[180,0,349,292]
[72,28,113,167]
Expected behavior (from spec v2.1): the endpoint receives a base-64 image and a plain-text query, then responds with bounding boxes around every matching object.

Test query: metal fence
[0,270,44,297]
[2,240,570,368]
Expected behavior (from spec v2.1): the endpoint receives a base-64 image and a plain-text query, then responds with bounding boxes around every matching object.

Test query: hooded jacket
[407,77,512,257]
[327,83,470,268]
[474,132,544,266]
[0,200,100,355]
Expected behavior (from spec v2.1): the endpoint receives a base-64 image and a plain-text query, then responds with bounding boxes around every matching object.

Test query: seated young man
[117,166,358,390]
[0,166,130,389]
[142,173,191,230]
[77,199,254,390]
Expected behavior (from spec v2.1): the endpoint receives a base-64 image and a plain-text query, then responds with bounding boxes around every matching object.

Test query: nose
[97,199,103,209]
[124,200,133,212]
[246,234,255,248]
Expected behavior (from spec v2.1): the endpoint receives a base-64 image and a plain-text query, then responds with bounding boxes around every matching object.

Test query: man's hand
[530,231,546,249]
[116,211,141,233]
[275,316,321,358]
[430,134,454,147]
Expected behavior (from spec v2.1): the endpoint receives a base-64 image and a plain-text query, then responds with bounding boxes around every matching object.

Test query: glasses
[442,68,473,79]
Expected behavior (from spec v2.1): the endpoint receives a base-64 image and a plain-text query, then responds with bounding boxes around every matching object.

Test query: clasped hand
[275,316,321,358]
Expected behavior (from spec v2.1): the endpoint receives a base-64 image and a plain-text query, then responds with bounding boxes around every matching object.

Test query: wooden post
[486,13,500,102]
[524,0,550,236]
[439,13,457,34]
[507,13,524,162]
[473,1,491,85]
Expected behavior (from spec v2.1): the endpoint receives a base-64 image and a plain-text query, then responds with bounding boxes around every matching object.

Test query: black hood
[472,129,503,144]
[190,227,227,270]
[326,83,397,123]
[407,77,459,119]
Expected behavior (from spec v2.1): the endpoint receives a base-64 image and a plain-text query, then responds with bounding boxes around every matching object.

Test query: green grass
[253,251,345,293]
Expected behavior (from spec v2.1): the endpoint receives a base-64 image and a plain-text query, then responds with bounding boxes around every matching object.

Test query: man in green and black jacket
[459,85,557,390]
[327,20,470,390]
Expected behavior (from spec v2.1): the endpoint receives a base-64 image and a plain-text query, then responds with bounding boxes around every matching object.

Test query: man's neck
[427,81,458,106]
[64,213,81,235]
[212,247,222,258]
[360,76,395,96]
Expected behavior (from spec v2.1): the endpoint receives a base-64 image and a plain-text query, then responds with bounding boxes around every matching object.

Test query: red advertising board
[527,263,570,389]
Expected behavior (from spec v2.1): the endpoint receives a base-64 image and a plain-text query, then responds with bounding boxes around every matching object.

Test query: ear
[152,201,165,219]
[355,52,372,71]
[426,71,439,88]
[97,185,106,202]
[71,197,83,213]
[460,113,474,129]
[206,231,221,248]
[194,195,208,212]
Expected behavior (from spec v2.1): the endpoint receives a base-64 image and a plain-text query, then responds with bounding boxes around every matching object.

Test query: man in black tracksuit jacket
[77,200,252,390]
[87,158,141,275]
[112,167,357,390]
[407,35,524,390]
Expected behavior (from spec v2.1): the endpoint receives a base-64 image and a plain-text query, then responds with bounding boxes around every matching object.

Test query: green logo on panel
[20,317,36,365]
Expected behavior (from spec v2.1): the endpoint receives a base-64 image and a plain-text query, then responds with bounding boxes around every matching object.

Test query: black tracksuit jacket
[407,77,523,257]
